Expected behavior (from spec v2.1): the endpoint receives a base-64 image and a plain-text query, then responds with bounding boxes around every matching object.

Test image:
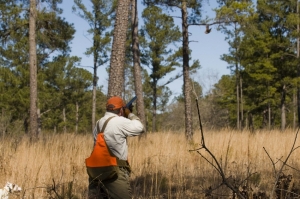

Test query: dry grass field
[0,129,300,199]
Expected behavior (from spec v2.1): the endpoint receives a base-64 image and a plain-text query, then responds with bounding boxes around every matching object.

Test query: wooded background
[1,0,300,139]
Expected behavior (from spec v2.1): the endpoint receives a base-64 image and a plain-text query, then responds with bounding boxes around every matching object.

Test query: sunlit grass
[0,129,299,198]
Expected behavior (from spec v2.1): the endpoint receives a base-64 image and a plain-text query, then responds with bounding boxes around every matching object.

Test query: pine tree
[72,0,116,129]
[141,5,181,132]
[284,0,300,128]
[208,75,236,128]
[217,0,300,130]
[0,1,76,134]
[107,0,131,97]
[215,0,256,130]
[143,0,202,141]
[41,56,93,133]
[29,0,38,139]
[243,0,298,131]
[131,0,147,132]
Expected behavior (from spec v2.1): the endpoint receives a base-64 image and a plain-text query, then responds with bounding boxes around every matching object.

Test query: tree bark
[152,81,157,132]
[37,108,41,135]
[298,63,300,127]
[92,43,98,130]
[235,53,240,130]
[297,1,300,127]
[107,0,130,98]
[181,2,193,141]
[76,102,79,133]
[131,0,147,132]
[29,0,38,139]
[248,113,254,133]
[268,98,271,130]
[240,76,243,129]
[267,82,271,130]
[293,90,296,130]
[92,66,97,129]
[63,107,66,134]
[281,84,286,132]
[92,6,100,130]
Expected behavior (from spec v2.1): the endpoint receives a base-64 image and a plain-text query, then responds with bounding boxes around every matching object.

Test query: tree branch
[159,73,182,88]
[188,20,237,27]
[264,128,300,198]
[190,79,246,199]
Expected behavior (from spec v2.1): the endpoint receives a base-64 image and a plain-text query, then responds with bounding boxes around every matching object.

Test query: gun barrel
[126,96,137,108]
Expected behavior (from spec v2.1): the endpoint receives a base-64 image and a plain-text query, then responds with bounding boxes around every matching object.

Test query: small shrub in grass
[46,180,82,199]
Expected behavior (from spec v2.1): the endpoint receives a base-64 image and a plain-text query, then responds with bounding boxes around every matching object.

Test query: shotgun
[125,96,137,112]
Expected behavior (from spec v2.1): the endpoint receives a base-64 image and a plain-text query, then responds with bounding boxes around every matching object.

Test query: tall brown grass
[0,129,299,198]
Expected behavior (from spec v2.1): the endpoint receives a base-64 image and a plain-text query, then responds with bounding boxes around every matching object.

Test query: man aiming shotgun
[86,96,144,199]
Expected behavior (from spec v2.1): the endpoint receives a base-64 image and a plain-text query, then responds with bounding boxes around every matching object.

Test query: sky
[60,1,231,97]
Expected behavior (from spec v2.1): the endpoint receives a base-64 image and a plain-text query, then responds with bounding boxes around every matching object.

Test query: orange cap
[106,96,125,110]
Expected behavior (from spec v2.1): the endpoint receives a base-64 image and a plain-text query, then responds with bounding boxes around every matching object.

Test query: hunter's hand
[128,104,134,112]
[124,108,131,118]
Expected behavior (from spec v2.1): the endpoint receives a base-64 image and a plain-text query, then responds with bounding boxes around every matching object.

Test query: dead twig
[263,127,300,199]
[49,179,62,199]
[189,80,246,199]
[277,159,300,173]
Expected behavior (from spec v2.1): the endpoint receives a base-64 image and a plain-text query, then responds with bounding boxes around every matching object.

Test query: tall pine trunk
[281,85,286,131]
[268,97,271,130]
[240,77,243,129]
[293,90,296,130]
[29,0,38,139]
[92,64,97,129]
[76,102,79,133]
[297,1,300,127]
[107,0,130,97]
[236,63,240,130]
[152,81,157,132]
[181,2,193,141]
[131,0,146,132]
[37,108,41,135]
[92,39,98,129]
[63,107,66,133]
[92,7,100,130]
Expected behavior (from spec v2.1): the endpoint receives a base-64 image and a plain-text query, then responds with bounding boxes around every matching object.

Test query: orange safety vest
[85,117,130,180]
[85,133,119,167]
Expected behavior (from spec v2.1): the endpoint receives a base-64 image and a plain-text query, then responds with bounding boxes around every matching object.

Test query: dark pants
[88,167,132,199]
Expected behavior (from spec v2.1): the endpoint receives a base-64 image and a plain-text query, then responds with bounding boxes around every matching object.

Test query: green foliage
[140,5,182,131]
[3,0,300,132]
[209,0,300,130]
[210,75,236,127]
[0,2,106,134]
[143,0,203,24]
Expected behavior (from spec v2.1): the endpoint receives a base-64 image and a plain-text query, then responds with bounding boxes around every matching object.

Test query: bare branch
[276,188,300,198]
[159,73,182,87]
[190,79,246,199]
[277,160,300,173]
[189,146,204,151]
[188,20,237,27]
[40,109,51,116]
[267,128,300,198]
[169,15,181,19]
[197,151,222,176]
[238,172,258,188]
[263,146,277,177]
